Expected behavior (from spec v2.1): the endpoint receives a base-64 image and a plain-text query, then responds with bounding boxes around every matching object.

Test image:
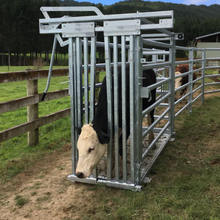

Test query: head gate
[39,6,181,190]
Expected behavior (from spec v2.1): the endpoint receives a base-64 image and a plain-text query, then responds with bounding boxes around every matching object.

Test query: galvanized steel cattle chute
[39,6,186,191]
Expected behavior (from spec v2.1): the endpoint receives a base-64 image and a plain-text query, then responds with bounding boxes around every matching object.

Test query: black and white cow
[75,67,156,178]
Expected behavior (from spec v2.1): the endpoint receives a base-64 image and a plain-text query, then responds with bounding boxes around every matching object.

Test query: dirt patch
[0,143,99,220]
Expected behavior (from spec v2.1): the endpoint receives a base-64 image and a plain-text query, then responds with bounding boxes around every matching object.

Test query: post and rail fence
[0,68,70,146]
[0,68,102,146]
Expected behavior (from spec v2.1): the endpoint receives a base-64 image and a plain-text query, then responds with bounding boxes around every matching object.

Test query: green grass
[14,195,29,208]
[0,66,71,183]
[0,65,67,73]
[1,66,220,219]
[74,95,220,220]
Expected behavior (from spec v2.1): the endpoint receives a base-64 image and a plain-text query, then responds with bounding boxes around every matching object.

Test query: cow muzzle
[76,172,84,178]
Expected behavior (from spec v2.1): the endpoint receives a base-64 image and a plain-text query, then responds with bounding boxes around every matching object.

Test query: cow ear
[75,127,82,135]
[97,131,110,144]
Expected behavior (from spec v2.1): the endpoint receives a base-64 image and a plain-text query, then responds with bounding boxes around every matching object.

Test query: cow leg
[180,87,188,104]
[119,123,130,158]
[108,128,125,179]
[182,87,187,97]
[147,110,155,147]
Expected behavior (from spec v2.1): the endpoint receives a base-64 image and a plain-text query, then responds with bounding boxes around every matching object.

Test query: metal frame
[39,6,220,191]
[174,47,220,119]
[39,6,176,191]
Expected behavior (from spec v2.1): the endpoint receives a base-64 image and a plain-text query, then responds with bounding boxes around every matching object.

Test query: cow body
[175,64,197,101]
[76,67,156,178]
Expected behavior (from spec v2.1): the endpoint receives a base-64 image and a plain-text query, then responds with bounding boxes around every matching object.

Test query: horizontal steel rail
[142,92,170,117]
[192,93,202,103]
[206,57,220,60]
[175,102,189,117]
[142,107,170,138]
[204,73,220,78]
[40,7,174,34]
[142,121,170,160]
[205,82,220,86]
[143,62,171,70]
[205,89,220,94]
[175,60,190,65]
[143,39,172,48]
[205,66,220,70]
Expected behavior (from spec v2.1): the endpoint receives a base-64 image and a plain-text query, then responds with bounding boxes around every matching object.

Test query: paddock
[39,6,220,191]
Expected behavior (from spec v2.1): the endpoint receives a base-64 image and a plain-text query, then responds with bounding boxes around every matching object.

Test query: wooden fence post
[27,79,39,146]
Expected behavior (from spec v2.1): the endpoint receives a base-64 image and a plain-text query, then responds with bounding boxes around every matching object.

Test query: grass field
[1,66,220,219]
[0,65,67,73]
[75,95,220,220]
[0,66,71,182]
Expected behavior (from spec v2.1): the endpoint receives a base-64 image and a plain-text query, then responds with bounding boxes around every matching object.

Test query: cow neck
[91,120,108,136]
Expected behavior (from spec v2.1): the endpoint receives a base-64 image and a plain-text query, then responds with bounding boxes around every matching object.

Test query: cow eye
[88,147,94,153]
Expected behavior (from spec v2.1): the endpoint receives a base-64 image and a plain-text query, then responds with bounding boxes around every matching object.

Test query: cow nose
[76,172,84,178]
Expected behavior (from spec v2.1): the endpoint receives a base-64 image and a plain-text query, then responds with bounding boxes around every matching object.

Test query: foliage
[102,1,220,47]
[0,0,220,65]
[0,0,59,65]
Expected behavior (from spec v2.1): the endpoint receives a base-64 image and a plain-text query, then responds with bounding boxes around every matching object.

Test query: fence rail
[0,68,70,145]
[0,68,102,145]
[0,89,69,114]
[0,108,71,143]
[0,68,68,83]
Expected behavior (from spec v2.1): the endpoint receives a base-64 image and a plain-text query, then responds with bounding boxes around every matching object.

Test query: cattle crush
[39,7,220,191]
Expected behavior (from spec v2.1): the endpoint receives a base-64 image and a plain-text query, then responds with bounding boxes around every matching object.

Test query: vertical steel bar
[76,38,83,126]
[69,38,76,174]
[129,35,135,184]
[113,36,119,181]
[90,36,97,179]
[90,36,97,122]
[73,39,78,170]
[188,48,193,113]
[83,37,89,124]
[121,35,127,182]
[105,36,113,180]
[201,49,205,103]
[168,34,176,136]
[134,36,143,185]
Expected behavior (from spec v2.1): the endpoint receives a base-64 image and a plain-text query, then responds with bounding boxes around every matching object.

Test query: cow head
[174,71,182,101]
[75,124,109,178]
